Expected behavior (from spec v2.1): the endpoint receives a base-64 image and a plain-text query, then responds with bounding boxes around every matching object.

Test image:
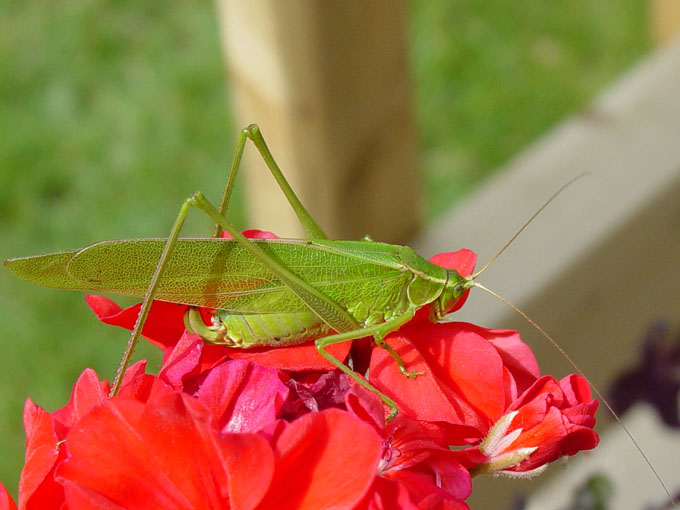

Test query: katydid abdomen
[209,310,333,347]
[203,268,421,348]
[202,280,417,348]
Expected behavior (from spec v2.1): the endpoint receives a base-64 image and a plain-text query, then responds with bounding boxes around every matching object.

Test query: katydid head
[431,269,475,321]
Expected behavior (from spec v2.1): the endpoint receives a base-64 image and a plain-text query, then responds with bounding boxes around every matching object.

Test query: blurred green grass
[0,0,648,495]
[414,0,649,214]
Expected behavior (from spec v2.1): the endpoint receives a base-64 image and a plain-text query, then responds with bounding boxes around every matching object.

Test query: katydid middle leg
[213,124,328,240]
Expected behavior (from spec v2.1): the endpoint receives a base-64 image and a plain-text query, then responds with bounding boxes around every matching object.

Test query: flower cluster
[0,235,599,509]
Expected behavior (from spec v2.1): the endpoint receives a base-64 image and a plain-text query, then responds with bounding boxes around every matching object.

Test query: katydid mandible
[3,124,566,419]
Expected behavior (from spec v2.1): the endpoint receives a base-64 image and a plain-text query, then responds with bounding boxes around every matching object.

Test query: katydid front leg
[315,309,417,421]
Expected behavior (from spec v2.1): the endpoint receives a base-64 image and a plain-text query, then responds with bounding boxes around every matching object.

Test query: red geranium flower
[2,360,388,510]
[57,391,274,510]
[469,373,599,475]
[346,385,472,510]
[1,232,600,508]
[368,321,598,475]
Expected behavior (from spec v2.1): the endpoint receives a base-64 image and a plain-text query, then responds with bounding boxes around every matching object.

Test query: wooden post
[652,0,680,45]
[216,0,420,242]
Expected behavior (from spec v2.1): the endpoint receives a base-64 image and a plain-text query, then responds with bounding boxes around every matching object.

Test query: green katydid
[0,124,581,419]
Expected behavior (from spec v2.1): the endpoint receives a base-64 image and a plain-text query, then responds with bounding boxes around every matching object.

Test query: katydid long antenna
[470,173,588,281]
[466,174,677,508]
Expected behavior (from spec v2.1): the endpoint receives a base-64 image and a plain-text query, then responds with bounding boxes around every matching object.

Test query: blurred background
[2,0,680,507]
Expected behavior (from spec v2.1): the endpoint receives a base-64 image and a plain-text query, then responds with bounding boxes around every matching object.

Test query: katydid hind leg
[213,128,248,237]
[246,124,328,240]
[209,127,361,336]
[215,124,328,240]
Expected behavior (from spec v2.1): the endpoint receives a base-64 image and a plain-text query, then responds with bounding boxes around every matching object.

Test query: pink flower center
[377,435,403,474]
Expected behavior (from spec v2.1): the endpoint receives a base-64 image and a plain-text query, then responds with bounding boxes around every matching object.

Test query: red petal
[57,393,273,510]
[509,407,570,468]
[158,333,206,389]
[507,376,561,427]
[115,360,164,403]
[220,433,276,510]
[119,360,148,387]
[388,470,470,510]
[418,493,470,510]
[84,294,122,317]
[345,383,386,433]
[354,477,421,510]
[19,400,63,508]
[228,341,352,372]
[422,456,472,501]
[370,322,506,429]
[486,330,540,397]
[52,368,108,433]
[62,484,127,510]
[559,374,593,405]
[428,249,476,277]
[220,229,279,239]
[0,483,17,510]
[85,295,187,350]
[255,409,382,510]
[196,360,288,434]
[558,424,600,456]
[382,418,449,471]
[193,344,232,374]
